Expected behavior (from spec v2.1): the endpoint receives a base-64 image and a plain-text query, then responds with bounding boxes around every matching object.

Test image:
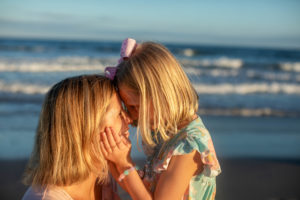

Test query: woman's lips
[123,130,130,138]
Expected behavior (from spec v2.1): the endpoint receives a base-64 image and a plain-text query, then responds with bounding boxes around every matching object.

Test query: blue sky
[0,0,299,48]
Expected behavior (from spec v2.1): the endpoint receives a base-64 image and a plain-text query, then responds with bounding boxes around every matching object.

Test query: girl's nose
[123,111,133,125]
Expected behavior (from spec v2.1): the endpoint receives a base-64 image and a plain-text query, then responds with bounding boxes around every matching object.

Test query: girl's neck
[61,173,101,200]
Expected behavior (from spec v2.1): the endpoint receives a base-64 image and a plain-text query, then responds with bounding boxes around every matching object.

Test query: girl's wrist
[116,160,135,173]
[118,165,139,182]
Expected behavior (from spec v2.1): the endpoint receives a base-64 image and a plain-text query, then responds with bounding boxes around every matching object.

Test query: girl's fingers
[101,132,112,153]
[121,133,130,144]
[105,127,118,149]
[110,127,124,148]
[124,137,132,148]
[100,141,108,157]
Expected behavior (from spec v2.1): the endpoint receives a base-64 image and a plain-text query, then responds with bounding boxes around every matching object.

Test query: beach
[1,115,300,200]
[1,158,299,200]
[0,38,300,199]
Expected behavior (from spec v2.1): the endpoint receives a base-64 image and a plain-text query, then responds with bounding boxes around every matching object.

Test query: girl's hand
[100,127,133,167]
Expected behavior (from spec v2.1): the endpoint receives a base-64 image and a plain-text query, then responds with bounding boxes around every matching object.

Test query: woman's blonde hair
[115,42,198,148]
[23,75,114,186]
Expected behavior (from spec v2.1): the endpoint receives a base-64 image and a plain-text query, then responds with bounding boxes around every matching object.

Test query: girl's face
[118,84,155,128]
[101,93,132,138]
[118,84,140,124]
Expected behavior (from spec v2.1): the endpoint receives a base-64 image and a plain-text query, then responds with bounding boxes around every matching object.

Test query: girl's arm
[153,150,202,199]
[101,127,202,200]
[100,127,152,199]
[107,161,128,192]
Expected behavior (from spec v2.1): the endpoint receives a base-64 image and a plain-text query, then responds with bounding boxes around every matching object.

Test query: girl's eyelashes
[128,105,136,111]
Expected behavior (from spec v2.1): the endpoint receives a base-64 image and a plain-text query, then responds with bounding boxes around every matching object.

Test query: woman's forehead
[107,93,121,110]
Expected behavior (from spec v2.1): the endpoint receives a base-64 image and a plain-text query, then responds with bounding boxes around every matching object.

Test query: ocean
[0,38,300,160]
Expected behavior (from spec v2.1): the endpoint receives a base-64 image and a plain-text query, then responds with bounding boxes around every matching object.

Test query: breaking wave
[280,62,300,72]
[181,57,243,69]
[0,80,50,94]
[0,56,113,72]
[193,82,300,95]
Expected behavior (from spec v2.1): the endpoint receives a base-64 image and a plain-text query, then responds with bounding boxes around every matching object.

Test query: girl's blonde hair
[115,42,198,148]
[23,75,114,186]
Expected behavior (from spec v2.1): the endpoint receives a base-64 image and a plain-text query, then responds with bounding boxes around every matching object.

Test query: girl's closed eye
[128,105,137,111]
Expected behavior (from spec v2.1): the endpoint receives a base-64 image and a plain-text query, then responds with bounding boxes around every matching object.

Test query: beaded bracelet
[118,166,139,182]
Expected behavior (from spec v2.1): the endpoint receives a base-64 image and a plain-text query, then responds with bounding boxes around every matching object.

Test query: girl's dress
[141,116,221,200]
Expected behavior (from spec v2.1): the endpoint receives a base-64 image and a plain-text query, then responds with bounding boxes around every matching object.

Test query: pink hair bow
[105,38,137,80]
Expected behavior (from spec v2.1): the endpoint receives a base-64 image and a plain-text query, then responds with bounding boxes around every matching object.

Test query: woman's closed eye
[119,111,124,120]
[119,110,127,119]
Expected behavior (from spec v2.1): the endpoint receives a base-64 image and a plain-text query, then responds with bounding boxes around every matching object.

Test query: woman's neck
[62,173,101,200]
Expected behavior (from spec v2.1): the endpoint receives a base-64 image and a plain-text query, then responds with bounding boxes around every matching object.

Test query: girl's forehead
[118,84,140,105]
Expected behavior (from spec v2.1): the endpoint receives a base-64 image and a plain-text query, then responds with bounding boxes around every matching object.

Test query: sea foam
[193,82,300,95]
[0,56,111,72]
[181,57,243,69]
[0,80,49,94]
[280,62,300,72]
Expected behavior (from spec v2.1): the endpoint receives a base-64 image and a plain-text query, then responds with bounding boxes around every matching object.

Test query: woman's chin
[123,131,130,139]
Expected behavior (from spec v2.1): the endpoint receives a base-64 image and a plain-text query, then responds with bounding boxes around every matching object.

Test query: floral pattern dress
[140,116,221,200]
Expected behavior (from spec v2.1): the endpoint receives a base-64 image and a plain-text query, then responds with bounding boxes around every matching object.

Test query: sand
[0,158,299,200]
[216,158,300,200]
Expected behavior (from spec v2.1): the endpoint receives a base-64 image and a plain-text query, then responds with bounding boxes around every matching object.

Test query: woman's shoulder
[22,186,73,200]
[22,186,42,200]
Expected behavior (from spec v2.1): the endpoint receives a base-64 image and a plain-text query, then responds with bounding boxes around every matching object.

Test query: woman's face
[101,93,132,138]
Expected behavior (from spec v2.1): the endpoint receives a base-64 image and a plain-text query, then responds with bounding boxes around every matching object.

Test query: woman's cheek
[124,131,130,139]
[114,118,122,135]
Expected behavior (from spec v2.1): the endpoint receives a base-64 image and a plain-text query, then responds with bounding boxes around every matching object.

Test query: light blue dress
[141,116,221,200]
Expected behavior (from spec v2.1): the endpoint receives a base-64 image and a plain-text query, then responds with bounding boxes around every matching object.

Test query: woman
[22,75,132,200]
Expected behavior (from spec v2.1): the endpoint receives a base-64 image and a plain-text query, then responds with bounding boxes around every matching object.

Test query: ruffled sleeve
[153,119,221,178]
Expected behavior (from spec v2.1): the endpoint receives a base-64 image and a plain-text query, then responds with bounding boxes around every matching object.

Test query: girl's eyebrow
[128,102,139,106]
[127,95,139,105]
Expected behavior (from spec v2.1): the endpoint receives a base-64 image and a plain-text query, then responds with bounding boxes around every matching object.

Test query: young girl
[22,75,132,200]
[101,38,221,200]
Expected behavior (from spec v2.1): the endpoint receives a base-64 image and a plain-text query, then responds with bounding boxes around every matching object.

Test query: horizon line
[0,35,300,51]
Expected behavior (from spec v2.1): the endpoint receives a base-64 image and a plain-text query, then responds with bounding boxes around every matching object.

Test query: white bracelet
[118,166,139,182]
